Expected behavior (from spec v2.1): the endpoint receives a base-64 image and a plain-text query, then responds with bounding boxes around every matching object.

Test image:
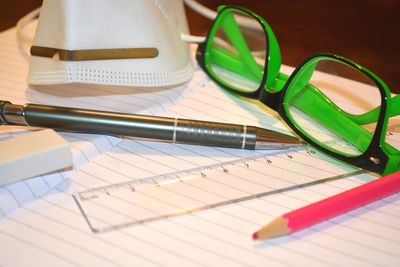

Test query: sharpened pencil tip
[252,216,291,241]
[252,231,258,241]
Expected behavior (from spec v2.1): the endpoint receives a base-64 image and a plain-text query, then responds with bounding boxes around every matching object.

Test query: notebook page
[0,26,202,216]
[0,70,399,266]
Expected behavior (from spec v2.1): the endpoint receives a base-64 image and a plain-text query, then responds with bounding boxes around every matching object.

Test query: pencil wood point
[253,216,291,241]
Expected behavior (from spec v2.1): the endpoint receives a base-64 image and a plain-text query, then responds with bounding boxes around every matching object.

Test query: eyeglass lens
[207,10,266,93]
[284,58,382,156]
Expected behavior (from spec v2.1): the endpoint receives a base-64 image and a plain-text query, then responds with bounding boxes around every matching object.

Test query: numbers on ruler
[261,149,317,166]
[386,131,393,137]
[261,148,317,166]
[286,154,293,159]
[265,158,272,164]
[306,149,316,155]
[78,193,98,202]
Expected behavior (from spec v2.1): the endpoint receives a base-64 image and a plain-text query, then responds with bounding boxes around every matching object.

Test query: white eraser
[0,129,72,186]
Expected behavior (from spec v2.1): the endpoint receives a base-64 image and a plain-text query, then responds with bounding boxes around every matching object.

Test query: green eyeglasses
[196,6,400,175]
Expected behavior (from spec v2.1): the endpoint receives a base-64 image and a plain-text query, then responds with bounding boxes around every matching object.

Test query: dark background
[1,0,399,93]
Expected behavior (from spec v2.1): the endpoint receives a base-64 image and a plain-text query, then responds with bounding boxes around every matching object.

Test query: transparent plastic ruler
[73,145,369,233]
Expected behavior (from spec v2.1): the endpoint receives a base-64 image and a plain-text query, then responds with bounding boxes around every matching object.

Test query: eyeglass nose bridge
[258,87,285,112]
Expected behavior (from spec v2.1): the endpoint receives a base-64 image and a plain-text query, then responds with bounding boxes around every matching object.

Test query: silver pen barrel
[0,101,302,150]
[0,101,257,149]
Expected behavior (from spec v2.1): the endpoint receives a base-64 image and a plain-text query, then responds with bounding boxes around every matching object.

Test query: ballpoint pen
[0,100,303,150]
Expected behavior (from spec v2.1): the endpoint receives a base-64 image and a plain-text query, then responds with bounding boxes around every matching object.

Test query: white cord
[183,0,217,20]
[16,7,40,45]
[15,7,40,61]
[181,33,206,43]
[183,0,259,30]
[182,0,261,42]
[181,0,216,43]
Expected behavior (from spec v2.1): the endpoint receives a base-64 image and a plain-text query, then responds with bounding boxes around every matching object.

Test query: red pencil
[253,170,400,241]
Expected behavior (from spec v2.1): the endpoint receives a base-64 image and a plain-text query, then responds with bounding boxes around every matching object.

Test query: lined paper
[1,24,400,267]
[1,135,399,266]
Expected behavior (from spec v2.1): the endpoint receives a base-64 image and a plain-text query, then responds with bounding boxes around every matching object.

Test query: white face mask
[22,0,194,87]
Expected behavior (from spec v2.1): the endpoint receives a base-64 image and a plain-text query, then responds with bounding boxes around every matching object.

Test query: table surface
[1,0,399,93]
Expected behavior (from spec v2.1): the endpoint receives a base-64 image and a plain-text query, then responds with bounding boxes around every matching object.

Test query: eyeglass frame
[196,5,400,175]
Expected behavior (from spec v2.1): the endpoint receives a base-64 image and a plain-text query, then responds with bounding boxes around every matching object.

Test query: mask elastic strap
[16,7,40,61]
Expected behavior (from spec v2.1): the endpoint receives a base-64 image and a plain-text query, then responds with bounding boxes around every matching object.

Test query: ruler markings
[72,144,370,233]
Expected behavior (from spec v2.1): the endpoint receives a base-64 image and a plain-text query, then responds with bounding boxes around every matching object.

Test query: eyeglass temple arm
[209,46,262,81]
[209,46,289,92]
[295,83,399,149]
[302,82,400,125]
[293,63,400,125]
[344,94,400,125]
[291,87,371,150]
[290,86,399,173]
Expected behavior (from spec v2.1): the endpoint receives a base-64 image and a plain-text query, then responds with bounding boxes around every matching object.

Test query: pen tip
[255,128,306,149]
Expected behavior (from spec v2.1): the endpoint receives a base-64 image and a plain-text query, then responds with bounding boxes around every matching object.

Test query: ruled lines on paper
[1,137,400,267]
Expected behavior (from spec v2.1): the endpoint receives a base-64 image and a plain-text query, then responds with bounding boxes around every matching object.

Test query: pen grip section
[176,119,256,149]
